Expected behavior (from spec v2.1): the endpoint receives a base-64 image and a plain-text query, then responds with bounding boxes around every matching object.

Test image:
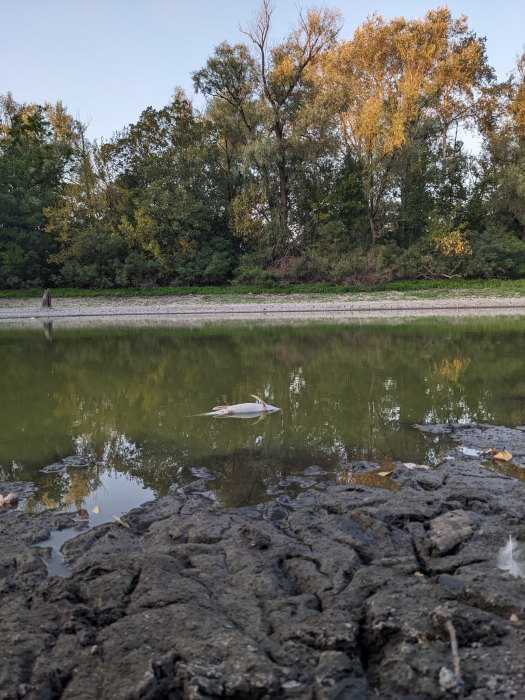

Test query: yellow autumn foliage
[433,229,473,258]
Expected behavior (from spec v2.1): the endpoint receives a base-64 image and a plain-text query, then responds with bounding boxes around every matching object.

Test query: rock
[314,651,367,700]
[264,502,289,521]
[427,509,480,555]
[304,466,327,476]
[40,463,66,473]
[338,461,380,474]
[438,574,466,591]
[178,478,209,493]
[62,455,90,467]
[439,666,463,693]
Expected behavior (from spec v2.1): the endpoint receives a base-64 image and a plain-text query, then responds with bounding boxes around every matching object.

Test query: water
[1,316,525,536]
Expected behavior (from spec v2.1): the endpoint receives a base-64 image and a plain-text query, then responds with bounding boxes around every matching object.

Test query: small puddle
[26,470,155,578]
[36,528,79,577]
[457,447,525,481]
[481,459,525,482]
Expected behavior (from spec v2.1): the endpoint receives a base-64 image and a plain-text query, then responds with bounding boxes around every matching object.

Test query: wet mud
[1,423,525,699]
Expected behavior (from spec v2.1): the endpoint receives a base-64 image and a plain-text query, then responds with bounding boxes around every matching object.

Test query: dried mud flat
[2,424,525,700]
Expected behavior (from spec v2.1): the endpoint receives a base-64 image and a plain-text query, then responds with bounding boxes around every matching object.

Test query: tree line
[1,2,525,290]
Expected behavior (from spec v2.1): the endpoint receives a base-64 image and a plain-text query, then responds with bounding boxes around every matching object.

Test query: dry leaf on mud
[111,515,131,529]
[378,471,392,477]
[510,614,519,622]
[92,506,100,514]
[418,635,428,643]
[414,571,424,577]
[493,450,512,462]
[403,463,430,470]
[479,447,497,455]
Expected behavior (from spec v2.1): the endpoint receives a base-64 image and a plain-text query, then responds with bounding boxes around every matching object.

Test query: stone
[338,461,380,474]
[427,509,480,555]
[39,463,66,473]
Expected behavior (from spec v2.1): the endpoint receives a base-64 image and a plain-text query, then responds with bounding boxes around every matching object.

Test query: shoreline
[2,291,525,323]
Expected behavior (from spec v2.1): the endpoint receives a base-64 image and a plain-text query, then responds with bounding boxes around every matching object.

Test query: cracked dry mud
[1,423,525,700]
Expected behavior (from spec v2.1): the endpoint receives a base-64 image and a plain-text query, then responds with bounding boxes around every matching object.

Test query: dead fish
[199,395,281,418]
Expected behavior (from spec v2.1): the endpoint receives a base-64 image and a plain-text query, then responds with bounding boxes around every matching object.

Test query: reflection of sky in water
[37,470,155,576]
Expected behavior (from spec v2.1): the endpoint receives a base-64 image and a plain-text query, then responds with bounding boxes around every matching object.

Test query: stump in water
[42,320,53,342]
[42,289,51,309]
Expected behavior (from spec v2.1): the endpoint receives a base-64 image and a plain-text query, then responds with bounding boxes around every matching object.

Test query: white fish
[201,395,280,418]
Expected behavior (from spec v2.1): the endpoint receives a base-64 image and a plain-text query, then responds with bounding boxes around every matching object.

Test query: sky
[1,0,524,141]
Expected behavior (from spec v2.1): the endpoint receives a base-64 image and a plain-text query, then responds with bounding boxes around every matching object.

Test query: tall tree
[481,49,525,239]
[193,1,342,250]
[322,8,495,245]
[0,96,74,288]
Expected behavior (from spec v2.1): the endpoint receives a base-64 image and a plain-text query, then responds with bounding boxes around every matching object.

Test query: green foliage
[0,105,72,288]
[1,7,525,291]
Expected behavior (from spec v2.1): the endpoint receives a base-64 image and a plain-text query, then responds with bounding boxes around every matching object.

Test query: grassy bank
[2,277,525,299]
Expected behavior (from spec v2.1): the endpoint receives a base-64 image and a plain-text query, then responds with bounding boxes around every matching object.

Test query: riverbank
[1,422,525,699]
[3,289,525,322]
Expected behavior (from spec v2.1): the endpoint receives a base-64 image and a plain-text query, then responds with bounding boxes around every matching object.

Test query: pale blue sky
[1,0,524,141]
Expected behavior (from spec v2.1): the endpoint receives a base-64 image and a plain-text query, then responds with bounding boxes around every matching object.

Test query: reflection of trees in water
[23,432,146,514]
[24,464,105,514]
[2,320,525,509]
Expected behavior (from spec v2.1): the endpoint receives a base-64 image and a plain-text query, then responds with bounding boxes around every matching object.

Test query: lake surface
[1,316,525,530]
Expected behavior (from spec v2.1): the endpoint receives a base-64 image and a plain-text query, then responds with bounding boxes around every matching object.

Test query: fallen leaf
[493,450,512,462]
[414,571,424,577]
[417,635,428,644]
[111,515,131,530]
[479,447,497,455]
[378,471,392,477]
[92,506,100,514]
[510,613,519,622]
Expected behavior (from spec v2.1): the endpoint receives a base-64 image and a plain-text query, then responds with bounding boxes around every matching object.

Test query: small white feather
[498,535,525,578]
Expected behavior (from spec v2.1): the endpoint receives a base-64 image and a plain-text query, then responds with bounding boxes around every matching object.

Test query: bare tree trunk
[368,168,377,246]
[369,213,377,246]
[278,164,288,225]
[42,289,52,309]
[274,123,289,228]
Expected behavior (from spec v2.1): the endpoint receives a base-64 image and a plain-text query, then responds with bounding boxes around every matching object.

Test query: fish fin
[191,411,229,416]
[251,394,266,406]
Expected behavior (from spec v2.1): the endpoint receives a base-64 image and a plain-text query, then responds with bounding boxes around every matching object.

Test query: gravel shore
[2,292,525,322]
